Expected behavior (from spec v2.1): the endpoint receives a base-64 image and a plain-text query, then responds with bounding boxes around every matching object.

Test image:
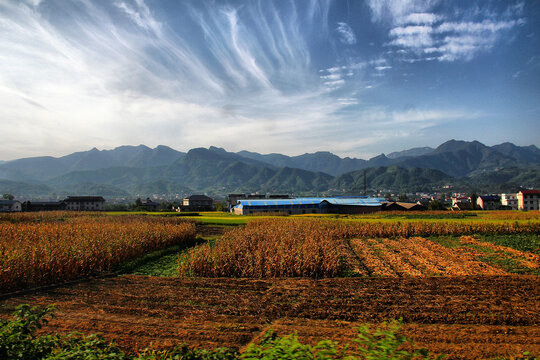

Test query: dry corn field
[179,218,540,278]
[0,213,196,293]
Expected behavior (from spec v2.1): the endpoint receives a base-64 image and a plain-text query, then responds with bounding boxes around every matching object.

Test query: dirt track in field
[1,275,539,359]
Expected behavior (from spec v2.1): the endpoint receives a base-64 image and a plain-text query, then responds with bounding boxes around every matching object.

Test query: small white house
[0,200,22,212]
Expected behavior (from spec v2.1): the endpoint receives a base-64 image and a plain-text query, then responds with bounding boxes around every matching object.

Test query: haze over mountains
[1,140,539,198]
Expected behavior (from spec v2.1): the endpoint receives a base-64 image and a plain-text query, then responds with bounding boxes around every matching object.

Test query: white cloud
[336,22,356,45]
[436,20,519,34]
[3,0,392,160]
[114,0,163,36]
[370,1,523,62]
[368,0,435,23]
[389,25,434,49]
[400,12,442,25]
[337,98,358,105]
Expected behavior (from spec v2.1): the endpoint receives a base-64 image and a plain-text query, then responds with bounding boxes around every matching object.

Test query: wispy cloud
[0,0,366,159]
[0,0,535,160]
[336,22,356,45]
[369,0,525,62]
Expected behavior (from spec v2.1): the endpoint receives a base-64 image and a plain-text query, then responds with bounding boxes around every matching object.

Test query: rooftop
[237,197,385,207]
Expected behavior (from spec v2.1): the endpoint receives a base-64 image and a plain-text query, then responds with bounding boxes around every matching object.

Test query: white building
[0,200,22,212]
[517,190,540,211]
[500,193,518,210]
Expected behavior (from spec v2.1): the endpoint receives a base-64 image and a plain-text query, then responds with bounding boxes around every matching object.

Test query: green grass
[429,234,540,275]
[127,252,183,277]
[121,232,225,276]
[478,233,540,254]
[117,239,203,276]
[477,254,540,275]
[429,233,539,253]
[428,236,462,249]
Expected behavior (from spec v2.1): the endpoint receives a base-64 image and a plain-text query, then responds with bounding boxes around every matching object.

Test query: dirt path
[1,275,539,359]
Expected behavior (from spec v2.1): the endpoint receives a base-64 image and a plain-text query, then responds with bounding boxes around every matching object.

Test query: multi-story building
[476,195,501,210]
[500,193,518,210]
[182,195,214,211]
[64,196,105,211]
[517,190,540,211]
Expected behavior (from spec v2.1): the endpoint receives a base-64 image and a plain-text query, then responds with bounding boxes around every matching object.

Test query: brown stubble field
[1,275,539,359]
[1,212,539,359]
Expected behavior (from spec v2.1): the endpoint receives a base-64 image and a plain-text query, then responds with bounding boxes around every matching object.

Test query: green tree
[2,193,14,200]
[428,200,445,210]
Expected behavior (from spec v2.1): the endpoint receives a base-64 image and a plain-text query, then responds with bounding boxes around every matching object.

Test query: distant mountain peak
[370,153,388,161]
[387,146,434,159]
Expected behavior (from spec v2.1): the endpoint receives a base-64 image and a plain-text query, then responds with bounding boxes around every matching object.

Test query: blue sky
[0,0,538,160]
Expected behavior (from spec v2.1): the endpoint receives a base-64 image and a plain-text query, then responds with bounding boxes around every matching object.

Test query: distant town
[1,190,538,215]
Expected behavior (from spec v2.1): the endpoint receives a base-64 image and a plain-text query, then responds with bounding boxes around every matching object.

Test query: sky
[0,0,539,161]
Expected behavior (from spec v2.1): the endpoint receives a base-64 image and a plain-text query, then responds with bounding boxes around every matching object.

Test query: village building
[0,199,22,212]
[64,196,105,211]
[24,201,66,212]
[500,193,518,210]
[382,202,426,211]
[182,195,214,211]
[451,196,471,210]
[227,193,293,210]
[517,190,540,211]
[141,198,160,211]
[227,194,247,210]
[476,195,501,210]
[232,197,385,215]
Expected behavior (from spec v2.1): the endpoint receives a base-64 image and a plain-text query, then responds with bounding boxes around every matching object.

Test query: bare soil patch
[1,275,539,359]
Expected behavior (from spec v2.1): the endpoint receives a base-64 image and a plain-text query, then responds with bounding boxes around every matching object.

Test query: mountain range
[1,140,539,198]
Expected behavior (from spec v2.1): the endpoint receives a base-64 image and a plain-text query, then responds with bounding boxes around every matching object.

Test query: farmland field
[179,217,539,278]
[0,212,196,293]
[1,276,538,359]
[0,210,539,359]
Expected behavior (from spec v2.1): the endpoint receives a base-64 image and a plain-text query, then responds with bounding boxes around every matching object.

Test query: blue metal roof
[237,197,385,207]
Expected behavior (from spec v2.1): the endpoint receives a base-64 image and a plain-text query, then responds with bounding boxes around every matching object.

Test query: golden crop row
[0,214,196,293]
[179,218,539,278]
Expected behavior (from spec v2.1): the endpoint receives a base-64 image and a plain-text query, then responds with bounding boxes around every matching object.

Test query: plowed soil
[1,275,539,359]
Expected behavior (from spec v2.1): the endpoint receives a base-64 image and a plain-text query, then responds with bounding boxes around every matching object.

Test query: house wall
[240,204,320,215]
[517,192,540,211]
[0,201,22,212]
[501,194,518,210]
[477,198,499,210]
[65,201,104,211]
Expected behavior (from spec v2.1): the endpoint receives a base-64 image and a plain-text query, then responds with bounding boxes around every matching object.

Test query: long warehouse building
[232,197,386,215]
